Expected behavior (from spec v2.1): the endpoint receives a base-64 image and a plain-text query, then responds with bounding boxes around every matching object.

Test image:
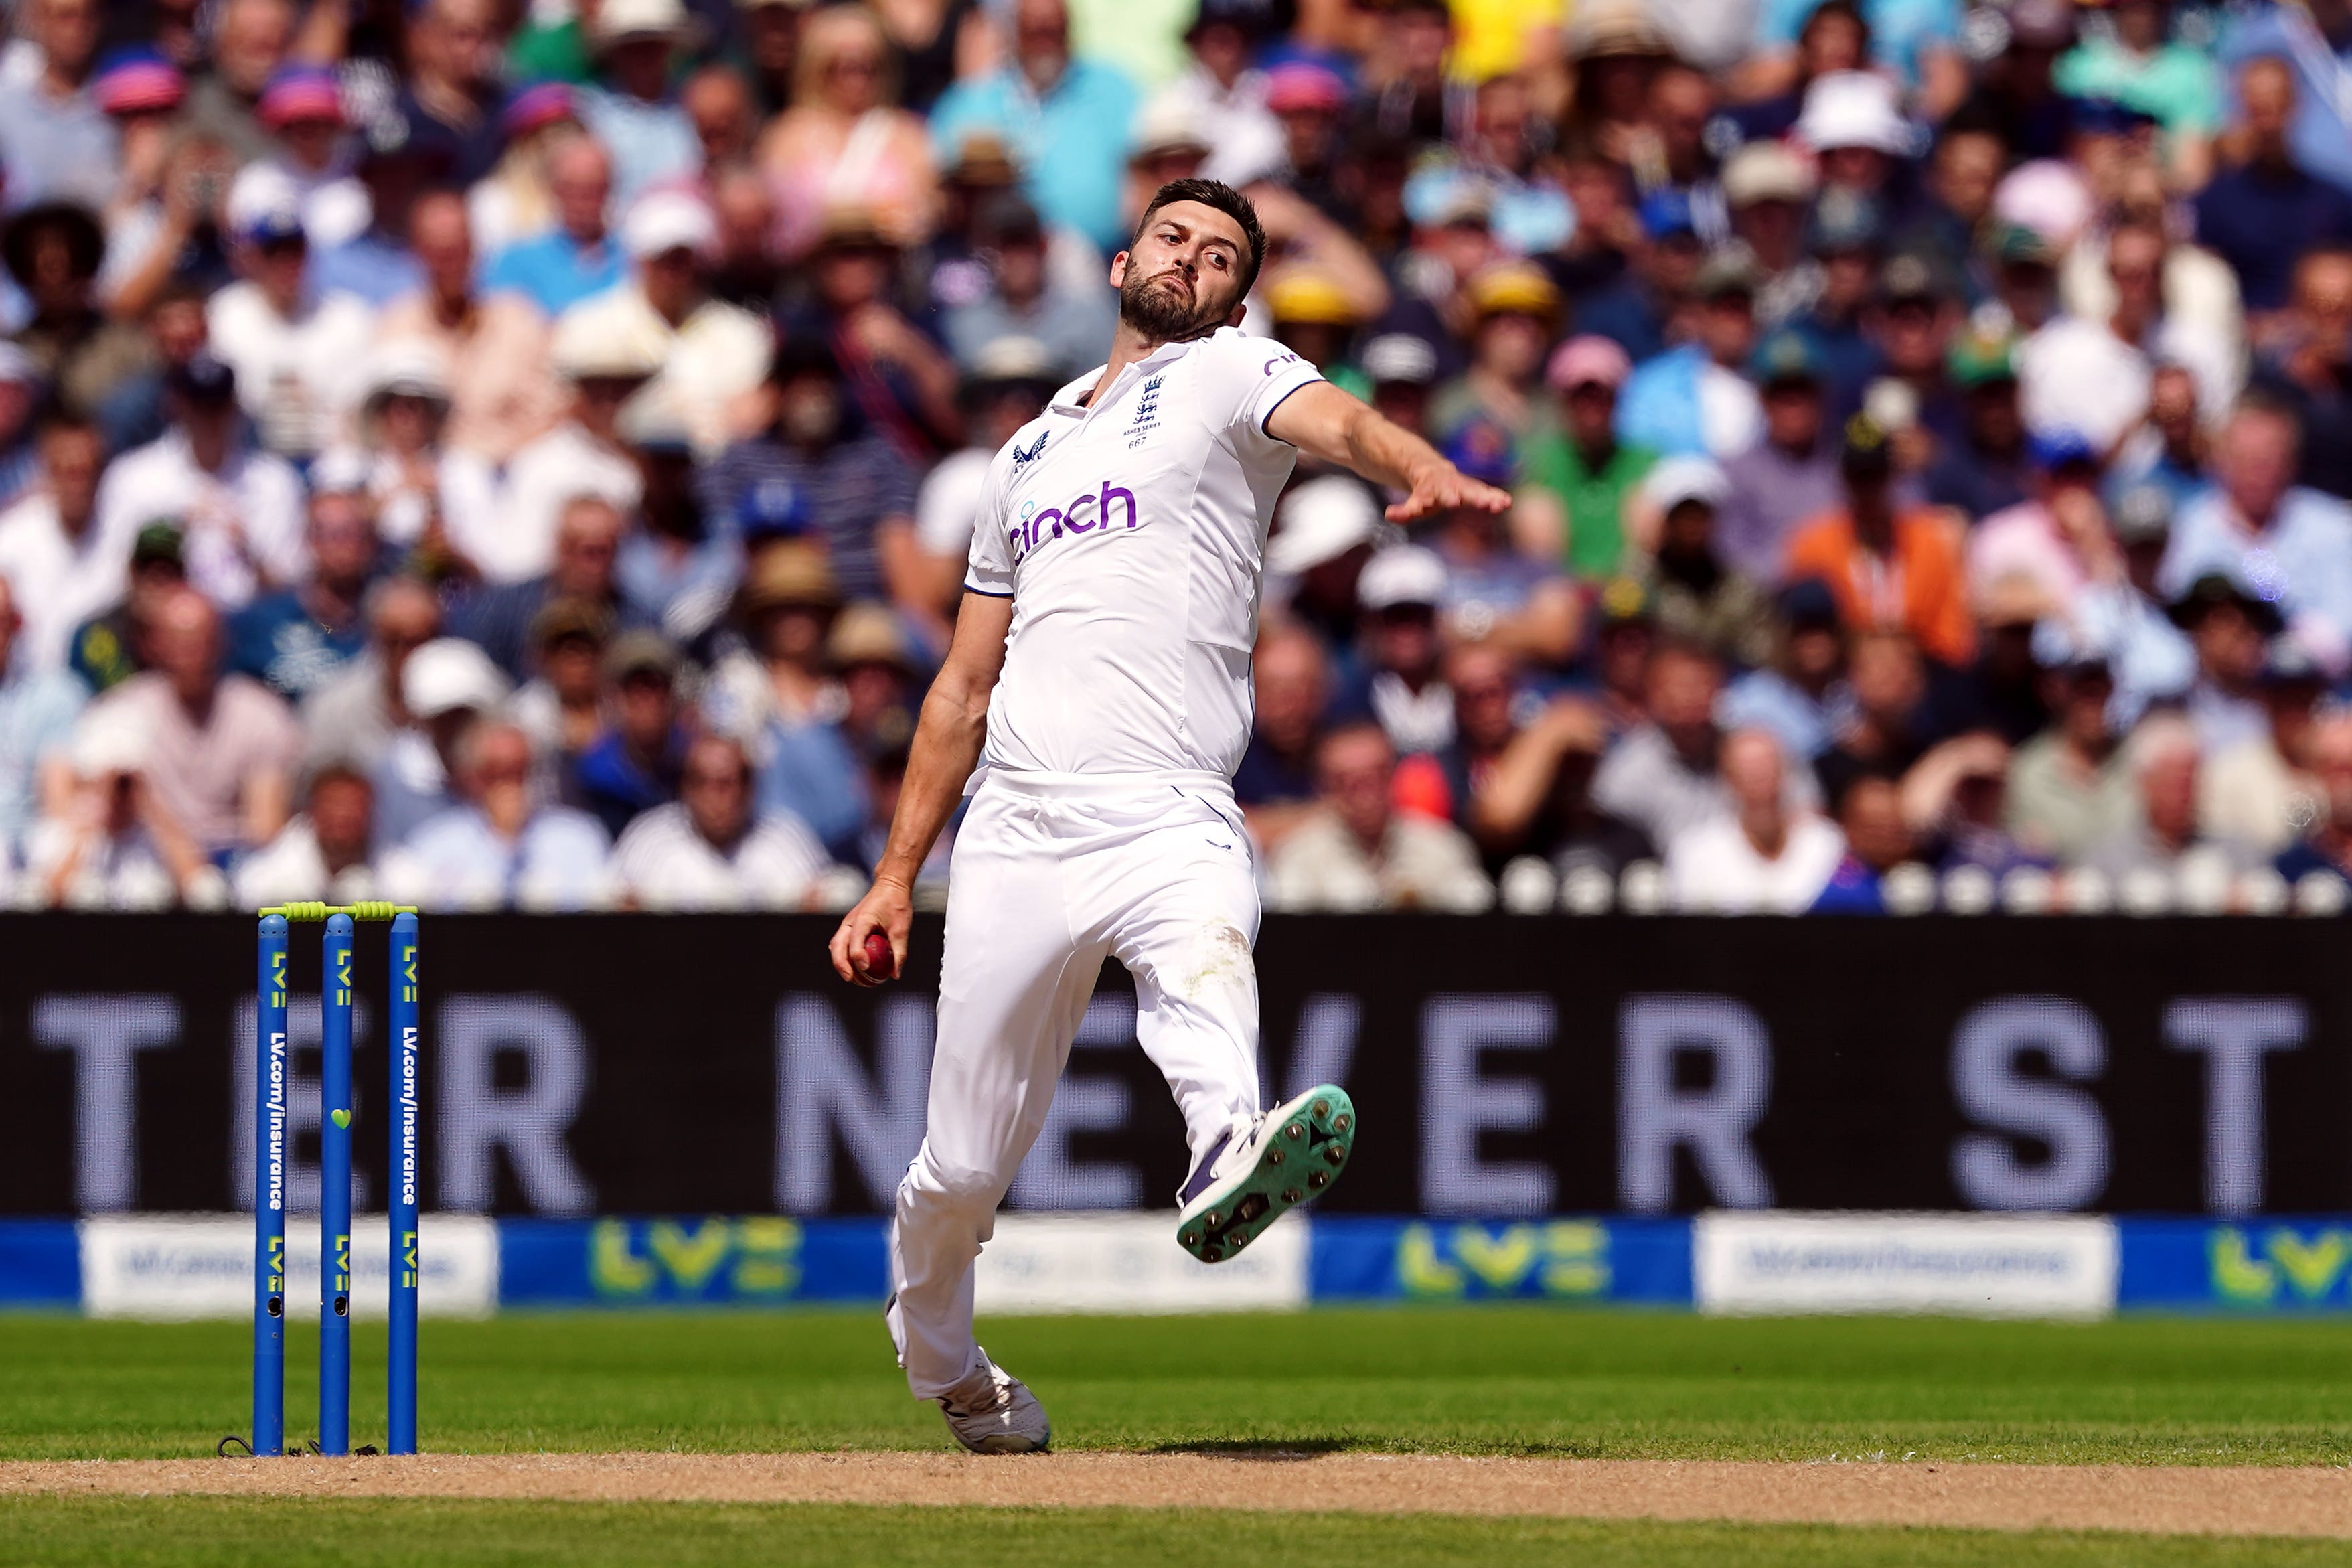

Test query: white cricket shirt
[964,327,1324,780]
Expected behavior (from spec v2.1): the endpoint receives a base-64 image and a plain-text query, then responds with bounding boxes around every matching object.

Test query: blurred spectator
[205,173,374,462]
[1814,629,1932,809]
[508,597,611,781]
[453,495,641,680]
[2037,483,2193,726]
[1809,772,1915,913]
[307,141,442,309]
[1267,722,1492,912]
[95,353,304,610]
[371,633,508,850]
[77,585,298,858]
[930,0,1140,254]
[2261,249,2352,502]
[1905,730,2038,875]
[2203,641,2327,856]
[234,66,368,253]
[943,197,1115,378]
[0,349,40,510]
[706,542,868,856]
[1476,691,1655,882]
[1393,640,1524,860]
[2159,398,2352,668]
[66,522,187,694]
[2275,713,2352,884]
[755,3,937,258]
[1721,578,1853,760]
[1150,0,1283,189]
[376,192,566,466]
[912,336,1059,618]
[2195,58,2352,317]
[793,206,966,457]
[2008,657,2136,863]
[382,716,611,909]
[469,86,583,259]
[1426,423,1579,667]
[1664,728,1845,913]
[1716,330,1840,583]
[1614,246,1766,461]
[1784,414,1975,668]
[234,761,379,905]
[611,731,832,909]
[827,601,921,760]
[224,481,378,702]
[1723,142,1818,317]
[699,336,919,604]
[25,704,212,908]
[613,404,735,638]
[1234,623,1329,848]
[1922,328,2032,522]
[1577,190,1703,366]
[0,410,119,674]
[1966,430,2110,618]
[1519,335,1652,581]
[179,0,291,167]
[499,320,656,584]
[574,630,688,838]
[482,137,627,317]
[0,0,113,212]
[2084,714,2260,880]
[1338,545,1453,755]
[1362,332,1439,438]
[1634,457,1776,670]
[558,190,773,459]
[1858,252,1964,447]
[2168,573,2280,757]
[1265,474,1385,666]
[9,200,150,418]
[392,0,507,188]
[340,345,501,579]
[1591,637,1733,845]
[302,576,441,775]
[580,0,703,208]
[0,576,85,853]
[1431,262,1560,446]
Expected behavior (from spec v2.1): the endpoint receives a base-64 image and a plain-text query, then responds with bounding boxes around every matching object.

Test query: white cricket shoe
[937,1348,1051,1454]
[1175,1085,1356,1263]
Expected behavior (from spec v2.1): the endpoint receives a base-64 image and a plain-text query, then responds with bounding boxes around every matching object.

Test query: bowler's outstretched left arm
[1265,381,1512,522]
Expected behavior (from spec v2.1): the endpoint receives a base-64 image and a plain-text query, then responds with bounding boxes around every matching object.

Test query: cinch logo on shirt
[1009,478,1140,564]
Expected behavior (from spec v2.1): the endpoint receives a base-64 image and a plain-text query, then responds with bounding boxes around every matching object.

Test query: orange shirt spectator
[1783,416,1977,667]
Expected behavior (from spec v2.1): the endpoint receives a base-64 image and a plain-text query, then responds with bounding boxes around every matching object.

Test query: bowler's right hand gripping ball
[863,932,897,982]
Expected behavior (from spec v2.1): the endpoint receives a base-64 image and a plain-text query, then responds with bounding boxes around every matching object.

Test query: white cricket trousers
[886,768,1263,1398]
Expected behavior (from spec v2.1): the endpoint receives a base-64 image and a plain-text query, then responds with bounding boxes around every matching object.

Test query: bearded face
[1117,258,1235,341]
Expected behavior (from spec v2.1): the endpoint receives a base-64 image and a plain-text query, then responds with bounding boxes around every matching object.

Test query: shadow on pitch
[1145,1438,1355,1460]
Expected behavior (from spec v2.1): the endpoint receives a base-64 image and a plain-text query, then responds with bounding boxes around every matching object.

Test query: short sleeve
[1196,330,1326,443]
[962,445,1018,597]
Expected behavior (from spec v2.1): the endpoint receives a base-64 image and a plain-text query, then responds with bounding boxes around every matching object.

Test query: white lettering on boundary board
[975,1213,1308,1315]
[80,1214,499,1320]
[1694,1212,2118,1319]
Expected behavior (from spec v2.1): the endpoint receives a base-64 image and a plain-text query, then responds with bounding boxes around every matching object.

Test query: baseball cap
[167,351,238,404]
[1990,222,2061,268]
[1720,141,1816,208]
[257,66,343,127]
[1465,262,1559,320]
[402,638,509,719]
[2111,483,2174,546]
[1946,328,2019,388]
[92,47,185,115]
[1356,544,1448,612]
[1265,268,1358,326]
[1642,455,1729,514]
[1362,333,1439,386]
[502,82,578,138]
[227,168,306,246]
[621,190,716,261]
[1841,412,1895,477]
[1749,329,1824,386]
[1546,334,1632,392]
[826,602,919,673]
[2026,427,2099,472]
[528,596,613,651]
[550,309,666,382]
[1265,61,1346,114]
[1794,70,1914,155]
[741,542,841,613]
[131,520,185,568]
[1442,420,1516,488]
[1127,99,1212,164]
[1268,476,1385,576]
[735,477,812,539]
[1693,244,1766,301]
[1779,576,1840,628]
[1638,189,1699,242]
[602,629,681,684]
[2166,573,2285,635]
[1877,252,1951,305]
[1596,574,1654,627]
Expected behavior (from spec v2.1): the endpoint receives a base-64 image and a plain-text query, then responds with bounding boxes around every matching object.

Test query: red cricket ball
[862,932,897,982]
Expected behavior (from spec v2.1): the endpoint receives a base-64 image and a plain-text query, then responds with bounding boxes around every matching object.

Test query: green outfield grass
[5,1308,2352,1466]
[2,1496,2346,1568]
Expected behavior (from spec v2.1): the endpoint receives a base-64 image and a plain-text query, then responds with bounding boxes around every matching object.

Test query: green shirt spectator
[2055,36,2223,136]
[1521,334,1656,581]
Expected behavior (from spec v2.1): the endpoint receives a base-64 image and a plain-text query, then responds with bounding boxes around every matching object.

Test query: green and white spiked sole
[1175,1086,1355,1263]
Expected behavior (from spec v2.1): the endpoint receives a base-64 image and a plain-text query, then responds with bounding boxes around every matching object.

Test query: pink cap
[1265,62,1346,114]
[1547,335,1632,392]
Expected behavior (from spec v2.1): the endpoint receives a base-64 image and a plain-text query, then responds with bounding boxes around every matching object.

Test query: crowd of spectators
[6,0,2352,913]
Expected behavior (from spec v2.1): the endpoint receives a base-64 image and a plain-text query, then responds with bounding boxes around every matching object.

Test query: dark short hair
[1133,178,1267,295]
